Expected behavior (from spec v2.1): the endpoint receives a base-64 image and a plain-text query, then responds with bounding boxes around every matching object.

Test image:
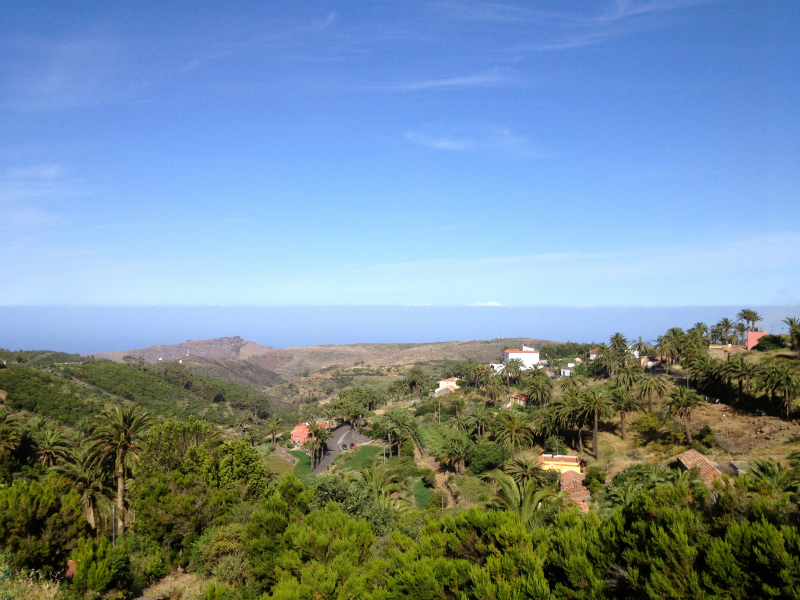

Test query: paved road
[313,423,373,474]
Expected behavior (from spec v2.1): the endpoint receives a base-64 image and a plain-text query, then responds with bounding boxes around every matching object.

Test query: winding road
[312,423,373,474]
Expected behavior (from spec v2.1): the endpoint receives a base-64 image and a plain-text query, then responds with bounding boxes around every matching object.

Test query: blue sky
[2,0,799,311]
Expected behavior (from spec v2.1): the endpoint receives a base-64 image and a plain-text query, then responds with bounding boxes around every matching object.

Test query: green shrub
[584,466,605,494]
[420,468,436,488]
[412,477,434,509]
[0,473,86,571]
[69,537,131,596]
[203,581,235,600]
[467,443,503,475]
[400,440,416,457]
[754,334,790,351]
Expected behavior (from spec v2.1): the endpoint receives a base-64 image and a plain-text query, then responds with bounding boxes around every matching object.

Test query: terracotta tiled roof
[505,349,538,353]
[573,500,590,513]
[441,377,460,382]
[561,470,585,484]
[676,449,722,487]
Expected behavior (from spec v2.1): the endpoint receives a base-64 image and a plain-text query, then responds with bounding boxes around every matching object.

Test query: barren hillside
[93,336,274,363]
[248,338,551,377]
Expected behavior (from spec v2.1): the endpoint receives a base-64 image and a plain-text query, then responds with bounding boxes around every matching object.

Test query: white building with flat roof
[503,346,540,370]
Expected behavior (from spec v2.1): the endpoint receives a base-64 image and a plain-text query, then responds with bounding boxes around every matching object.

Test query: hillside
[92,336,554,388]
[92,335,274,363]
[0,352,293,431]
[180,355,285,391]
[248,337,552,377]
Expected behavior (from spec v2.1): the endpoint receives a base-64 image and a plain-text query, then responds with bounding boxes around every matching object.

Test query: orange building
[290,421,329,445]
[538,454,582,474]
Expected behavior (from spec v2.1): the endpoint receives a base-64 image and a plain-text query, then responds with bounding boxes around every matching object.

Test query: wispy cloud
[382,68,508,92]
[404,125,544,158]
[0,163,89,233]
[468,301,504,306]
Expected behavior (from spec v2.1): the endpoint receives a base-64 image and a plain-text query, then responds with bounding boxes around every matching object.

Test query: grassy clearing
[338,445,382,472]
[289,450,312,480]
[412,476,434,509]
[263,455,294,474]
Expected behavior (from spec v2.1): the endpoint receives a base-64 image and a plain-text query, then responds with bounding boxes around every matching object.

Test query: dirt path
[415,448,456,507]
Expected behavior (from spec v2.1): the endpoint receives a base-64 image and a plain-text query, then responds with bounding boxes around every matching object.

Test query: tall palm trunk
[593,411,600,459]
[620,412,627,441]
[85,500,96,531]
[576,428,583,453]
[684,415,693,445]
[116,466,125,536]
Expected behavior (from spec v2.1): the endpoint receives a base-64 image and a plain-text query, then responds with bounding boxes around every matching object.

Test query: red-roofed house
[290,421,329,445]
[589,348,599,360]
[560,469,590,511]
[676,449,722,487]
[438,377,460,391]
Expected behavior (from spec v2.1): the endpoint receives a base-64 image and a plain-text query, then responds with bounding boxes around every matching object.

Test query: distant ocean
[1,305,797,355]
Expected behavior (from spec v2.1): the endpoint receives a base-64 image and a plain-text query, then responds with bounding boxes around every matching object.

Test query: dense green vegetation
[1,311,799,599]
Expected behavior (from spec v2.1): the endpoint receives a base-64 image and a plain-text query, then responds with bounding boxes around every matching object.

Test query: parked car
[342,444,348,450]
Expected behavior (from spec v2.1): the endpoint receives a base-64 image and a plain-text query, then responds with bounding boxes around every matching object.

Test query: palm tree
[86,405,152,536]
[525,371,554,407]
[764,364,800,419]
[610,386,642,441]
[34,426,72,467]
[0,409,20,457]
[467,405,493,442]
[559,373,588,392]
[665,387,704,445]
[630,336,652,359]
[747,459,800,495]
[609,332,629,353]
[449,410,470,434]
[503,358,524,389]
[738,309,763,332]
[58,448,113,531]
[483,374,506,406]
[635,374,672,413]
[658,327,686,366]
[716,318,735,345]
[264,415,284,449]
[483,470,565,527]
[322,406,338,428]
[355,466,407,507]
[503,456,550,488]
[435,432,472,474]
[783,317,800,356]
[734,322,747,346]
[551,390,586,453]
[614,363,644,392]
[492,411,534,460]
[386,408,423,456]
[577,389,613,459]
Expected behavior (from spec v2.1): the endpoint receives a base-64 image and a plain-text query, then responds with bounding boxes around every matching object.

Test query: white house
[588,348,599,361]
[560,367,573,377]
[503,346,540,370]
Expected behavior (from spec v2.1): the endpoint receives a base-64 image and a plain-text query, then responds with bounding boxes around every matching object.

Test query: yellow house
[437,377,460,391]
[538,454,582,474]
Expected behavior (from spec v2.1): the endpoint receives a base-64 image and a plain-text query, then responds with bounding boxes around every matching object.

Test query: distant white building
[560,367,573,377]
[503,346,540,370]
